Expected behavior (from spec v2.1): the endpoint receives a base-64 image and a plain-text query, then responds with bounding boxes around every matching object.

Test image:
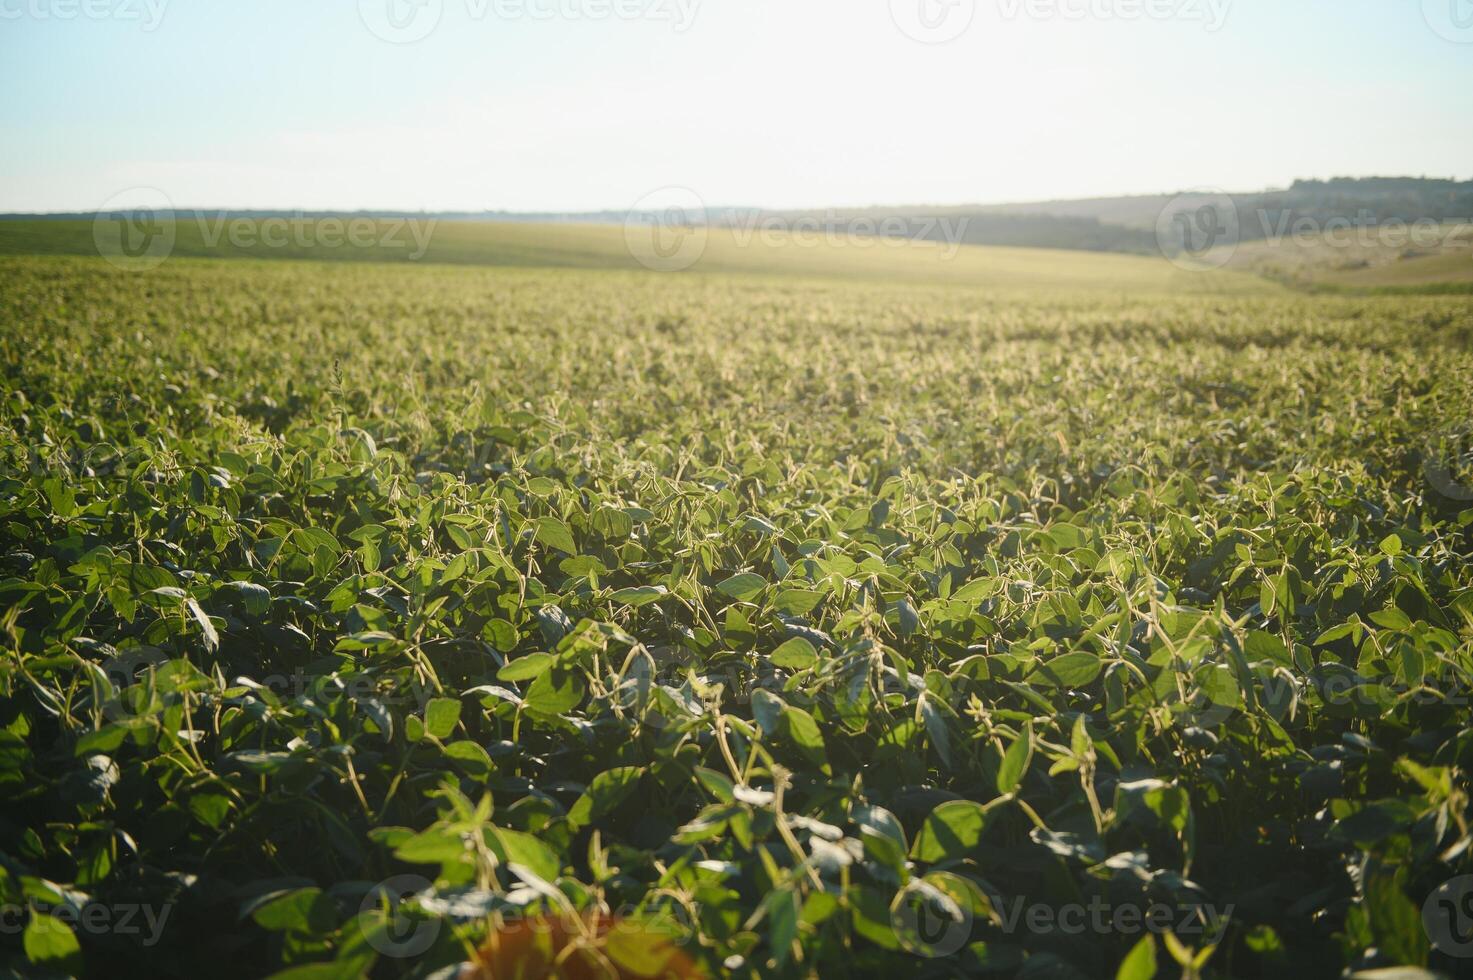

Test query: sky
[1,0,1471,213]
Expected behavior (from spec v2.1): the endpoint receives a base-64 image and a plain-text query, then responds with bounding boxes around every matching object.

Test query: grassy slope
[1319,250,1473,288]
[0,218,1275,295]
[1228,223,1473,292]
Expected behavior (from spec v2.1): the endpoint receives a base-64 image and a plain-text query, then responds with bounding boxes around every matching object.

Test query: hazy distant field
[0,218,1277,294]
[1229,222,1473,292]
[1,240,1471,979]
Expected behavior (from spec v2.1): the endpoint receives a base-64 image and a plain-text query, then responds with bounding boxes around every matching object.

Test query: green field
[2,233,1472,979]
[0,218,1276,294]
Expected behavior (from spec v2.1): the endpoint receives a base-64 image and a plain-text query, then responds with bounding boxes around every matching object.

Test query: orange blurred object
[459,914,706,980]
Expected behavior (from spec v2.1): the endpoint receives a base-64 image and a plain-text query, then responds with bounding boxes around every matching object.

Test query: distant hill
[0,218,1279,296]
[971,193,1178,229]
[3,177,1468,262]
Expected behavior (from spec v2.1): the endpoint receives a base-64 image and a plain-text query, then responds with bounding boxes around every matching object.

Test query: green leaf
[782,704,828,770]
[534,517,576,555]
[1378,534,1402,557]
[1365,876,1429,967]
[604,925,685,978]
[393,826,468,864]
[251,888,337,934]
[568,766,643,829]
[523,667,585,717]
[716,572,767,601]
[608,585,667,607]
[751,688,785,733]
[997,723,1034,795]
[761,888,799,966]
[1116,935,1158,980]
[1370,608,1412,632]
[498,652,555,682]
[188,790,235,830]
[691,769,735,805]
[950,578,998,603]
[74,724,129,756]
[1028,651,1101,688]
[423,697,461,740]
[772,588,824,616]
[911,800,991,862]
[920,696,952,769]
[186,597,220,653]
[226,750,296,774]
[1143,784,1192,834]
[770,637,818,670]
[490,827,561,882]
[24,913,83,975]
[444,740,494,777]
[231,581,272,617]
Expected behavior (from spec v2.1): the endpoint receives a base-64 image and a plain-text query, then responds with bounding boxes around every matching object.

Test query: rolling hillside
[0,218,1275,294]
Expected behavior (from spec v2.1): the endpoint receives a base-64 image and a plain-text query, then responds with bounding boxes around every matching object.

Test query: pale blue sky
[2,0,1470,212]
